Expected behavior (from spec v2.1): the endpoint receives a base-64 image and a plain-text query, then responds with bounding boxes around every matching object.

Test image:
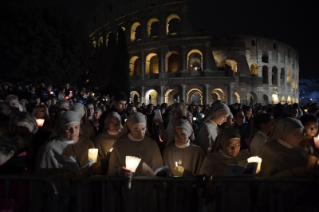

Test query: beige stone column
[141,86,145,104]
[204,84,210,105]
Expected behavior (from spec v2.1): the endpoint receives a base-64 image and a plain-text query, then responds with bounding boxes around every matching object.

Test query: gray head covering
[70,103,86,118]
[174,119,195,142]
[212,128,241,151]
[195,100,231,136]
[267,117,304,143]
[119,112,147,138]
[104,111,123,130]
[53,111,81,136]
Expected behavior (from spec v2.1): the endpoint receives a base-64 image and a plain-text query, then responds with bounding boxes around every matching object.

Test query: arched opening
[130,22,141,42]
[105,32,111,47]
[226,59,238,73]
[130,91,140,103]
[272,94,279,104]
[287,69,291,84]
[187,89,203,105]
[280,68,285,84]
[292,97,295,104]
[246,92,257,106]
[250,63,258,76]
[165,89,179,105]
[234,92,240,103]
[262,66,268,84]
[166,14,180,35]
[212,88,226,102]
[166,51,180,72]
[147,18,160,38]
[129,56,140,76]
[287,96,292,105]
[281,96,286,104]
[98,36,103,48]
[272,66,278,85]
[145,89,158,105]
[146,53,159,74]
[263,94,269,105]
[187,49,203,71]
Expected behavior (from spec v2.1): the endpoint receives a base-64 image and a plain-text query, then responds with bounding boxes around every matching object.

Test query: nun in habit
[258,117,317,211]
[70,103,96,141]
[162,119,205,212]
[108,112,163,212]
[199,128,250,212]
[36,111,101,194]
[94,112,122,173]
[195,100,231,155]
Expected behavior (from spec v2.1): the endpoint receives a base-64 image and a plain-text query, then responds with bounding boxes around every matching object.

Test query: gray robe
[195,121,218,155]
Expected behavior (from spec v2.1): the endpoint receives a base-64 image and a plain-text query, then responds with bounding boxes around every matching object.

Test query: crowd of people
[1,81,319,211]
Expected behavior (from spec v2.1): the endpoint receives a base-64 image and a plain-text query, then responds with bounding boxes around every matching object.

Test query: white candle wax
[88,148,98,163]
[247,156,262,174]
[36,119,45,127]
[314,135,319,148]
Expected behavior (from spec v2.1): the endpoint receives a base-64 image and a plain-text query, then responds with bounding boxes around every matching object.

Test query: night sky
[188,0,319,78]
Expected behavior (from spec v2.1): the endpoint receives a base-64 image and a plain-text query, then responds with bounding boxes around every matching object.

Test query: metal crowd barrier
[0,175,59,212]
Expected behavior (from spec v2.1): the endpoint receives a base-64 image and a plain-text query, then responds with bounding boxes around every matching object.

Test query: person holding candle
[299,114,319,157]
[94,112,122,174]
[32,105,51,129]
[199,128,251,212]
[194,100,231,155]
[108,112,163,212]
[249,113,275,156]
[36,111,101,194]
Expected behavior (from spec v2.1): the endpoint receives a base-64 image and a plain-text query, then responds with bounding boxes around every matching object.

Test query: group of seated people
[1,90,319,212]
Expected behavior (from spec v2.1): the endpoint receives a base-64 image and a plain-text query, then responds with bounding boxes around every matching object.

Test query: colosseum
[89,0,299,106]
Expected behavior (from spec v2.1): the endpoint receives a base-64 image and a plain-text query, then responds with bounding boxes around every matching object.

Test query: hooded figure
[195,100,231,155]
[42,85,56,100]
[70,103,96,141]
[107,112,163,212]
[94,112,122,173]
[36,111,100,194]
[199,128,251,212]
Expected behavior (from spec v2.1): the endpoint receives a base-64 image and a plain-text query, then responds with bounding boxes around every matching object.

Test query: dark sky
[188,0,319,78]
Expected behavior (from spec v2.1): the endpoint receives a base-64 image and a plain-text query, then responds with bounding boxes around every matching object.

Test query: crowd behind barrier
[1,81,319,212]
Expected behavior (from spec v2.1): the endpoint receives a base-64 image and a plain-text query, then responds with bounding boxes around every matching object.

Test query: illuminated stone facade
[90,0,299,105]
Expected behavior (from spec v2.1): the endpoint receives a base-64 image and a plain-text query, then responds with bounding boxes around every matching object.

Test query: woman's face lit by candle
[62,123,80,141]
[222,138,241,158]
[281,128,304,147]
[130,123,146,140]
[213,114,229,125]
[108,118,121,133]
[174,127,189,146]
[304,122,318,138]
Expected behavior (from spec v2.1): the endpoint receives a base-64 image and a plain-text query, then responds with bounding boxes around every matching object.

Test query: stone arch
[212,88,226,102]
[272,94,279,104]
[146,53,159,74]
[246,92,257,106]
[287,69,291,84]
[130,22,141,42]
[129,56,140,76]
[263,94,269,105]
[187,49,203,71]
[272,66,278,85]
[226,59,238,73]
[281,96,286,104]
[165,89,179,105]
[145,89,158,105]
[287,96,292,105]
[166,51,180,72]
[234,92,240,103]
[262,66,268,84]
[166,14,180,35]
[250,63,258,76]
[187,88,203,105]
[130,91,140,103]
[147,17,160,38]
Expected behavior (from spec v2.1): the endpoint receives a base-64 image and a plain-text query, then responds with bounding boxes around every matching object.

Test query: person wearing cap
[199,128,250,212]
[70,103,96,141]
[195,100,231,155]
[108,112,163,212]
[36,111,100,194]
[163,119,205,176]
[94,112,122,174]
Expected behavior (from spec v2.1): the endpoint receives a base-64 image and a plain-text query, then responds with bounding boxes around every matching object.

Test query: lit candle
[304,109,308,113]
[65,96,69,99]
[314,135,319,148]
[247,156,262,173]
[124,119,127,122]
[88,148,98,163]
[70,91,73,93]
[36,119,45,127]
[202,115,205,118]
[173,161,184,177]
[110,148,113,152]
[125,156,141,173]
[50,92,53,95]
[192,117,197,121]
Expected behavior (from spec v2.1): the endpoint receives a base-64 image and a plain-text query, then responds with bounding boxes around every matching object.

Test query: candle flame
[110,148,113,152]
[317,135,319,139]
[175,162,178,167]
